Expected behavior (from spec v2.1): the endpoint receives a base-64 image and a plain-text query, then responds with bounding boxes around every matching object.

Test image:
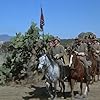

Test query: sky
[0,0,100,39]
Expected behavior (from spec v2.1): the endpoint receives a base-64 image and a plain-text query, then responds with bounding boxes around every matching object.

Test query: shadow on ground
[22,85,79,100]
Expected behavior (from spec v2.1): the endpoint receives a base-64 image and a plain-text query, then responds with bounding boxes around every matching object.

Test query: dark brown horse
[97,60,100,81]
[68,51,90,98]
[88,48,97,83]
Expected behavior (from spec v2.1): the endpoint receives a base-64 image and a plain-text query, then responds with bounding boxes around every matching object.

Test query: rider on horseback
[49,37,67,79]
[90,38,100,73]
[72,38,92,81]
[91,38,100,60]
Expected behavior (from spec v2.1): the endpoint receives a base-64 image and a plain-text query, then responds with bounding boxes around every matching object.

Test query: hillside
[0,34,12,42]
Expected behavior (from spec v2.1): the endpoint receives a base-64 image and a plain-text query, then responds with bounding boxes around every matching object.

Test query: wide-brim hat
[75,37,82,42]
[48,37,55,42]
[54,37,60,42]
[75,37,78,40]
[78,38,82,42]
[92,38,98,41]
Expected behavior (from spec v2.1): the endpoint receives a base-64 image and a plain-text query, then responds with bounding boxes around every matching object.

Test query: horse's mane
[46,53,58,66]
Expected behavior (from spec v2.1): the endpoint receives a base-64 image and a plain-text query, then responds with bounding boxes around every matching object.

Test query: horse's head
[69,50,78,67]
[38,54,48,72]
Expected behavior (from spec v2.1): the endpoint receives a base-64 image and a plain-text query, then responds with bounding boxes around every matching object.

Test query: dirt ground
[0,77,100,100]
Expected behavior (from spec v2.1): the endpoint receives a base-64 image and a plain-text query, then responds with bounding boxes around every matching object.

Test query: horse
[88,47,97,83]
[97,59,100,81]
[38,53,66,99]
[68,50,90,98]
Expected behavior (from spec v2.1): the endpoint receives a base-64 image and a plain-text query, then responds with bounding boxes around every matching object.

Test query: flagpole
[42,28,45,42]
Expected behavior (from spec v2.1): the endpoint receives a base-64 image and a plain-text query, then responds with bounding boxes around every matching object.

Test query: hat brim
[54,38,60,41]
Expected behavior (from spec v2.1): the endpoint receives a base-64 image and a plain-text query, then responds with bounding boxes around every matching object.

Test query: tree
[0,22,41,85]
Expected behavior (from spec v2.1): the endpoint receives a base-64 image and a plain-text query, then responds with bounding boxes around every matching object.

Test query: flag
[40,7,45,31]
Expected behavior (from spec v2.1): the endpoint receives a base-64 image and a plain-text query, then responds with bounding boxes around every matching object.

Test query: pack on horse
[88,47,98,83]
[68,50,90,98]
[38,53,66,99]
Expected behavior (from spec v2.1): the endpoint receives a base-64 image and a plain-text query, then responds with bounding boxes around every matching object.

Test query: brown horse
[88,49,97,83]
[97,60,100,81]
[68,51,90,98]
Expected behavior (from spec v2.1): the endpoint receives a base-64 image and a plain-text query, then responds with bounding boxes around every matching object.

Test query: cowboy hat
[54,37,60,42]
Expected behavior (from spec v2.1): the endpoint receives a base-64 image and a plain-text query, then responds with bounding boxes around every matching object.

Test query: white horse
[38,54,65,99]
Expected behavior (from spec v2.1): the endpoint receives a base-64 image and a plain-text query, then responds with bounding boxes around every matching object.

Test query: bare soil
[0,75,100,100]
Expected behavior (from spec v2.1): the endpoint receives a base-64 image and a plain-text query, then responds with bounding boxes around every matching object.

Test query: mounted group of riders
[36,34,100,98]
[37,34,100,83]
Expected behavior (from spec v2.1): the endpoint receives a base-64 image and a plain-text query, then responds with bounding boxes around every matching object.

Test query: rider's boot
[41,75,45,80]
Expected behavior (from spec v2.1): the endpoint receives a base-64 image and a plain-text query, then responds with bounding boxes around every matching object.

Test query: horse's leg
[84,85,88,97]
[60,80,66,98]
[53,81,57,98]
[97,63,100,81]
[49,83,53,93]
[90,74,94,84]
[96,62,99,81]
[97,72,99,81]
[94,61,98,82]
[80,81,83,95]
[93,71,96,82]
[94,68,97,82]
[99,67,100,81]
[83,79,90,98]
[59,80,62,92]
[45,82,54,99]
[98,67,100,81]
[70,79,75,97]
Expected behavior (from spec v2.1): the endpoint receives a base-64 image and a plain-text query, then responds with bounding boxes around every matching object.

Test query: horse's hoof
[61,96,64,99]
[50,95,56,100]
[71,97,75,100]
[48,96,54,100]
[82,94,87,98]
[74,94,80,98]
[90,81,93,85]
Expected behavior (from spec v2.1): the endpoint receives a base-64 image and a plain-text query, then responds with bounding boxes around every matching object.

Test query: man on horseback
[72,38,92,81]
[50,37,67,79]
[91,38,100,60]
[91,38,100,73]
